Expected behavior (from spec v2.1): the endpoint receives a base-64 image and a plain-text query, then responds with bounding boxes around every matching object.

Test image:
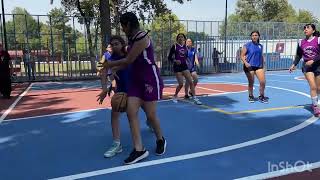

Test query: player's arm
[195,52,200,67]
[168,45,175,62]
[240,46,247,64]
[100,69,109,92]
[289,45,303,72]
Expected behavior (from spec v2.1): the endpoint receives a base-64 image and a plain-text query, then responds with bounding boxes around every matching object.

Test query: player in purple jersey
[241,31,268,103]
[100,12,166,165]
[289,24,320,116]
[168,33,202,105]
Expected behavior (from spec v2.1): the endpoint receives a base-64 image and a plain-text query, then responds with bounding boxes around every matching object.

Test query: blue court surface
[1,70,320,180]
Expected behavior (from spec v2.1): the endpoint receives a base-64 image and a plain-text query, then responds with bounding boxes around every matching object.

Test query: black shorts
[173,63,189,73]
[243,65,263,73]
[302,61,320,76]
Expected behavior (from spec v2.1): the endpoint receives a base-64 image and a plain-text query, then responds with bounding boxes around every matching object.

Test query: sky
[2,0,320,21]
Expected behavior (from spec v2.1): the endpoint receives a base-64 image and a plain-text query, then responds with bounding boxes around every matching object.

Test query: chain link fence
[0,13,310,82]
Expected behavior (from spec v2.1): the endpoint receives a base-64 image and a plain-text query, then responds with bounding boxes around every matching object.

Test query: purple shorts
[128,65,164,101]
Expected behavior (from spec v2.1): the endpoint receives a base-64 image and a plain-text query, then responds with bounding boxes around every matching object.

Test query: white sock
[113,140,120,145]
[311,96,318,106]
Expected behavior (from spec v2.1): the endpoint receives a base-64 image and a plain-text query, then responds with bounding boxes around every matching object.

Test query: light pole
[1,0,7,50]
[224,0,227,63]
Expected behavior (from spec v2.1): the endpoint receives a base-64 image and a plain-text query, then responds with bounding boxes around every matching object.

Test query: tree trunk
[99,0,111,53]
[94,22,99,51]
[85,20,96,72]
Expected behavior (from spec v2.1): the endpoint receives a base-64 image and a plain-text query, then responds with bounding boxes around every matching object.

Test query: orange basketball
[111,92,127,112]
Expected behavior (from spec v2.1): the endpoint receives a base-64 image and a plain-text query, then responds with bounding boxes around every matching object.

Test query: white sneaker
[193,96,202,105]
[104,142,122,158]
[172,96,178,103]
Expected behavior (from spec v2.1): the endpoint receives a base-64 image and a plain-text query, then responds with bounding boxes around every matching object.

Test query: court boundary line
[195,104,304,115]
[3,83,247,122]
[197,86,226,93]
[3,107,109,122]
[49,116,318,180]
[0,83,33,123]
[2,98,176,122]
[48,85,318,180]
[294,76,305,81]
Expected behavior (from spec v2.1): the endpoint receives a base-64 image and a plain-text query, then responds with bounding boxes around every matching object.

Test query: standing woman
[184,38,200,99]
[0,43,13,99]
[289,24,320,116]
[97,36,129,158]
[168,34,202,105]
[101,12,166,165]
[241,31,268,103]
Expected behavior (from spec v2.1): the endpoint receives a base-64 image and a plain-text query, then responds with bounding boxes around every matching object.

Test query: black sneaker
[248,95,255,103]
[155,137,167,155]
[184,94,190,99]
[259,95,268,103]
[124,149,149,165]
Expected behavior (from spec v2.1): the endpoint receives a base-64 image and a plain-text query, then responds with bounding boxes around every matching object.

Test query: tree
[220,0,318,38]
[46,7,80,59]
[187,31,209,41]
[147,13,186,74]
[296,9,318,23]
[6,7,41,50]
[61,0,99,57]
[60,0,192,51]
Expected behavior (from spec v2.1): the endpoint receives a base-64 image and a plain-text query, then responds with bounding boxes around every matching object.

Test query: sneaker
[124,149,149,165]
[193,96,202,105]
[248,95,255,103]
[184,94,190,99]
[258,95,268,103]
[155,137,167,155]
[172,96,178,103]
[104,142,122,158]
[312,105,320,116]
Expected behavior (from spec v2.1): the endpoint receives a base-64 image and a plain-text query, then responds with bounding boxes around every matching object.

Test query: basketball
[111,92,128,112]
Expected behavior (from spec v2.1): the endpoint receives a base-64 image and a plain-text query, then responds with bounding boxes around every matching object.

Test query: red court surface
[0,83,30,116]
[1,82,247,120]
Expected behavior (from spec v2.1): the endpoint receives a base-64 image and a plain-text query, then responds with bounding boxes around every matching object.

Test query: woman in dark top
[0,43,13,99]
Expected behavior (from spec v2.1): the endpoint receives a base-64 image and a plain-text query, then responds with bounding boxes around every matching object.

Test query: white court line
[3,107,108,122]
[235,161,320,180]
[3,97,174,122]
[0,83,33,123]
[206,90,248,97]
[197,86,226,93]
[49,116,318,180]
[266,74,293,77]
[294,76,305,81]
[48,86,317,180]
[3,81,243,123]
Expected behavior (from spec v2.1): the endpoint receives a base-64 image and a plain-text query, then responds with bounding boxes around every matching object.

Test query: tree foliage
[221,0,319,38]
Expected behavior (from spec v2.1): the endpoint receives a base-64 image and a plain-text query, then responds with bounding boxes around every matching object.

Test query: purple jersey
[174,43,188,65]
[299,36,320,61]
[127,31,164,101]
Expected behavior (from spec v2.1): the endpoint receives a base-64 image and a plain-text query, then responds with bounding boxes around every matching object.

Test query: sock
[113,140,120,145]
[311,96,318,106]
